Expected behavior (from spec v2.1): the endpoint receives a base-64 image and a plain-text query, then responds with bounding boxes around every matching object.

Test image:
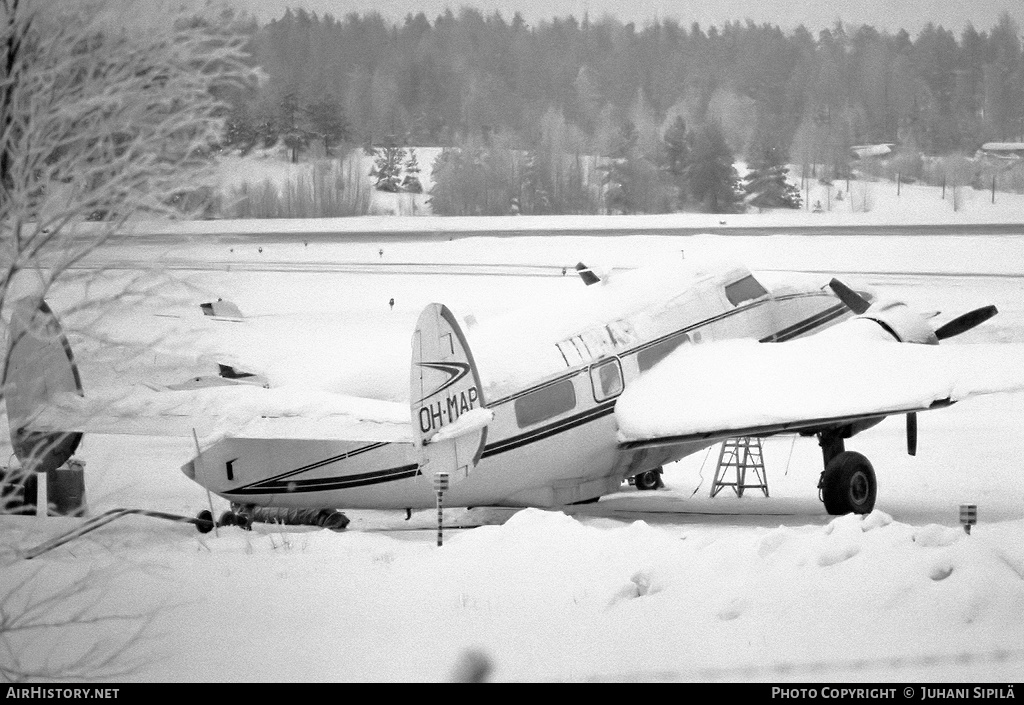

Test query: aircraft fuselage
[185,263,851,509]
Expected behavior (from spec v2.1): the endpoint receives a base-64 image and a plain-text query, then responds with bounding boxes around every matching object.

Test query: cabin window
[725,275,769,307]
[514,379,577,428]
[590,359,623,402]
[637,332,690,372]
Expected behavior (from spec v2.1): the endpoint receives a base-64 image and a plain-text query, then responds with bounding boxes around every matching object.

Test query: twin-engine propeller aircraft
[4,256,1023,542]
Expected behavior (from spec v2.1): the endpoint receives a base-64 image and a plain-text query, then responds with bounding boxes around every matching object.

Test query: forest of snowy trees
[219,7,1024,215]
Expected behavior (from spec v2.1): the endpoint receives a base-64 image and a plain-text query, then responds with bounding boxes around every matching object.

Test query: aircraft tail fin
[200,299,244,321]
[2,297,83,478]
[410,304,489,482]
[575,262,601,286]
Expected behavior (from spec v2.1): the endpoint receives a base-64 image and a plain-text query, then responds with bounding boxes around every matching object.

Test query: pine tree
[662,115,690,208]
[279,92,309,164]
[401,149,423,193]
[601,121,640,214]
[743,145,802,209]
[686,122,743,213]
[221,104,260,155]
[369,138,406,192]
[306,98,350,157]
[519,150,550,214]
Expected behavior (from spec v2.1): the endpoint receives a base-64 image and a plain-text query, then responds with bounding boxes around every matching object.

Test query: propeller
[934,305,998,340]
[906,412,917,456]
[827,278,870,314]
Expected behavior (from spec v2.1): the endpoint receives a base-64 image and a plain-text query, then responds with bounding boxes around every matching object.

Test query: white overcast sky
[226,0,1023,34]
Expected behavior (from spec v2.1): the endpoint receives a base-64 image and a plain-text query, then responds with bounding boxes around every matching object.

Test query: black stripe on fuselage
[760,302,848,343]
[231,441,389,493]
[481,400,617,458]
[229,463,420,495]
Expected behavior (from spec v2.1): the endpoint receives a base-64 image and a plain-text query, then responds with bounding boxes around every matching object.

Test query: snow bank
[5,507,1023,681]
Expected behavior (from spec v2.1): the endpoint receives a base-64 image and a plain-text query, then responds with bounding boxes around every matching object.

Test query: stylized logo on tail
[414,361,471,404]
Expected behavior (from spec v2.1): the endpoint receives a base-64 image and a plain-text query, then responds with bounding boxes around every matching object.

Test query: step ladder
[711,437,769,498]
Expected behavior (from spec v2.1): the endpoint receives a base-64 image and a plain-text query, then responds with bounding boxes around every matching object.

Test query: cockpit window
[725,275,769,307]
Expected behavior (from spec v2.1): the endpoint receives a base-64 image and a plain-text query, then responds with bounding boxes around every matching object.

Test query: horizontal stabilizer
[20,384,413,445]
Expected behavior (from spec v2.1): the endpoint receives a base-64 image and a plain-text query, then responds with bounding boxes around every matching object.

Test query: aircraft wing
[23,384,413,445]
[615,319,1024,449]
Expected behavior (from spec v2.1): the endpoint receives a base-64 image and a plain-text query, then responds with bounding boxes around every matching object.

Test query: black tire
[218,510,237,527]
[318,510,350,531]
[234,513,253,531]
[819,451,876,515]
[634,468,663,491]
[195,509,214,534]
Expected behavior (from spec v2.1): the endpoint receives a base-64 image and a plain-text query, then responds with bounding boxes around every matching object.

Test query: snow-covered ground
[3,206,1024,682]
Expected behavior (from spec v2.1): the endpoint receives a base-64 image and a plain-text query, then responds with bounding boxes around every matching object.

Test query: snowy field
[3,218,1024,682]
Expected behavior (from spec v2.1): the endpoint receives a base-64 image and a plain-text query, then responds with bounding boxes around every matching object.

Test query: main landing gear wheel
[218,510,253,531]
[819,451,876,515]
[194,509,253,533]
[195,509,215,533]
[634,468,664,491]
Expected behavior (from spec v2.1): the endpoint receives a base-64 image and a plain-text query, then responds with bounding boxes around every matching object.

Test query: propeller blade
[906,412,917,457]
[828,279,871,314]
[934,305,998,340]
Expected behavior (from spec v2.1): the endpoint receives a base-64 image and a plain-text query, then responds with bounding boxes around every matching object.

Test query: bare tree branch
[0,0,255,680]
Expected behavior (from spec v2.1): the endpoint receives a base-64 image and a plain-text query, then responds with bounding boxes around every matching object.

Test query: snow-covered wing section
[616,325,1024,443]
[26,385,412,445]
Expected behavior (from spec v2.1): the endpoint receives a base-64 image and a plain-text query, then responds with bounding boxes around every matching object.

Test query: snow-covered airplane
[4,257,1021,533]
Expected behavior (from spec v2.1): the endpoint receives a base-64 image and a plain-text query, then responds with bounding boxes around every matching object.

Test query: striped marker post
[960,504,977,535]
[434,472,449,546]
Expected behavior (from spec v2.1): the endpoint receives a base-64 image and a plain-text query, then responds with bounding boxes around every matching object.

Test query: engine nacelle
[858,300,938,345]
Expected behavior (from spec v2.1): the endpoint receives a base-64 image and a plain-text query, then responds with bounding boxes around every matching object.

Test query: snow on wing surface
[615,326,1024,443]
[27,384,413,445]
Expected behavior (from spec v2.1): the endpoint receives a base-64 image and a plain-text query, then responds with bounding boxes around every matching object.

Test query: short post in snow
[35,471,47,518]
[959,504,977,535]
[434,472,449,546]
